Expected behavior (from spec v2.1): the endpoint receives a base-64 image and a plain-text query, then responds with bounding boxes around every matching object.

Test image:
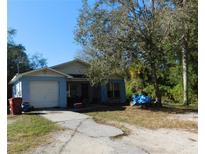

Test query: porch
[66,80,101,107]
[66,79,126,107]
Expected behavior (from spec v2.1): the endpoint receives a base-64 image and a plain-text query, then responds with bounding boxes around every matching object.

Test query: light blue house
[10,59,126,108]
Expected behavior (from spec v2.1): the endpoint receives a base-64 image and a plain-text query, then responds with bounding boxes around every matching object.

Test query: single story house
[10,59,126,108]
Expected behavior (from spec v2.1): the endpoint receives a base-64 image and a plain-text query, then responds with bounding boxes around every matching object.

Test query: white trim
[9,67,73,84]
[21,67,72,78]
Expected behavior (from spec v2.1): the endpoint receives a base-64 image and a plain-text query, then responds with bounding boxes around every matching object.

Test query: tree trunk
[152,65,162,107]
[181,0,189,106]
[182,37,189,105]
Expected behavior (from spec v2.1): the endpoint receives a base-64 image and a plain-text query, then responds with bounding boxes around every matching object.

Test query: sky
[8,0,87,66]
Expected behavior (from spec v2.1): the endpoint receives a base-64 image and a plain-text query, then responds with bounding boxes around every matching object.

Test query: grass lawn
[8,114,61,154]
[84,105,197,131]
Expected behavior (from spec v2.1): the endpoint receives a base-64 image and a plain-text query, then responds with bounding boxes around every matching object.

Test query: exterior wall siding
[54,62,88,75]
[21,76,67,108]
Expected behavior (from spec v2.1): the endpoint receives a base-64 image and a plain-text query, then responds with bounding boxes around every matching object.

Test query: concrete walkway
[30,110,147,154]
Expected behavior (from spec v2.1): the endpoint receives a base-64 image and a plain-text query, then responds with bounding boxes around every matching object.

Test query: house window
[67,83,78,98]
[107,82,120,98]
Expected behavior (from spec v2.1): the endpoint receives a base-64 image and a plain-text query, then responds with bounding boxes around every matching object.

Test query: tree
[75,0,197,105]
[7,29,31,82]
[7,29,47,98]
[180,0,197,105]
[29,53,47,69]
[167,0,198,105]
[7,29,31,98]
[75,0,174,106]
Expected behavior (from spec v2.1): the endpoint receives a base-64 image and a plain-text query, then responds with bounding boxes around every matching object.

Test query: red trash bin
[9,97,22,115]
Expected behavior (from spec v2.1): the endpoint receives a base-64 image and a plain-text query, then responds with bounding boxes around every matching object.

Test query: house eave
[9,67,73,84]
[9,74,22,84]
[68,78,89,82]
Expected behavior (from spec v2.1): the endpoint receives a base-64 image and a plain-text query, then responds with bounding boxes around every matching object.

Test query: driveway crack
[59,118,89,154]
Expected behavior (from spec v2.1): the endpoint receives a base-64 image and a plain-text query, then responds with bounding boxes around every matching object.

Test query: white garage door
[29,81,59,108]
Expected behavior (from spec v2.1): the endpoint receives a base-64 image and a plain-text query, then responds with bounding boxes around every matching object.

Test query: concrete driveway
[30,110,148,154]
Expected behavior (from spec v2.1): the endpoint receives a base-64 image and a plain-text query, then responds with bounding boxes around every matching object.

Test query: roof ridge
[50,59,89,69]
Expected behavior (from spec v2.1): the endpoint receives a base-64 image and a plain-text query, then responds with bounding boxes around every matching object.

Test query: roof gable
[27,68,67,77]
[51,59,89,68]
[51,59,89,75]
[10,67,72,84]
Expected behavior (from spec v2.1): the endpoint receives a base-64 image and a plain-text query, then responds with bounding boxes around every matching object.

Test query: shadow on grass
[23,107,68,115]
[141,104,198,114]
[77,104,127,113]
[24,112,47,115]
[22,103,197,115]
[77,103,198,114]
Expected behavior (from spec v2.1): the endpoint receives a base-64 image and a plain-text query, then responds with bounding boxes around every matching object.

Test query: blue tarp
[131,94,152,106]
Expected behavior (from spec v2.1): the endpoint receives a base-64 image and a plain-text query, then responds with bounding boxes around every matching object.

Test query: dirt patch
[7,115,18,125]
[169,112,198,122]
[121,123,198,154]
[92,117,131,136]
[90,117,197,154]
[7,119,17,125]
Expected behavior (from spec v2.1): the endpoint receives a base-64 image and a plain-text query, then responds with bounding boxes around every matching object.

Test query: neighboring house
[10,59,126,108]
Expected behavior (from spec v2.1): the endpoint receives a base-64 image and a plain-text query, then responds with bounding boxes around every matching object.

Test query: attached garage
[10,67,72,108]
[29,81,59,108]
